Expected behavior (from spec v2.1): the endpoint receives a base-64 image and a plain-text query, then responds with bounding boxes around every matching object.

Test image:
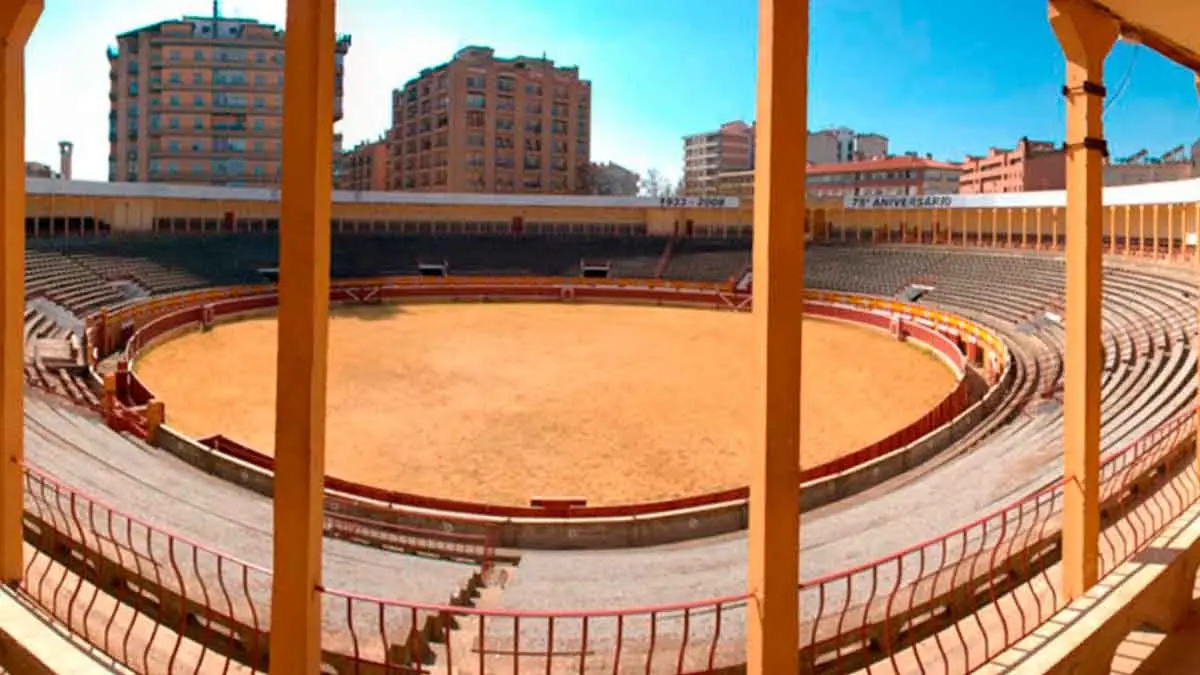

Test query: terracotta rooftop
[806,156,963,175]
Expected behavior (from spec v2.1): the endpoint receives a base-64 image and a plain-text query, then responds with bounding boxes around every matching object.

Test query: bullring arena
[12,176,1200,673]
[133,302,958,505]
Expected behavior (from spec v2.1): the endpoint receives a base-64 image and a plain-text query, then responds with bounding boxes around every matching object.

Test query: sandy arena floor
[134,302,958,505]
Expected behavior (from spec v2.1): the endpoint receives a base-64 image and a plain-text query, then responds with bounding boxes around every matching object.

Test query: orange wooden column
[746,0,806,672]
[1050,0,1117,601]
[269,0,336,671]
[0,0,40,582]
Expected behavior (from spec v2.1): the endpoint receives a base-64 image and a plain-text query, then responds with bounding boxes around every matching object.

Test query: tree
[639,169,675,197]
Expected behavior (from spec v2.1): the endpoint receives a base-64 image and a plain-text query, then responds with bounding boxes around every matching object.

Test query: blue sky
[23,0,1200,183]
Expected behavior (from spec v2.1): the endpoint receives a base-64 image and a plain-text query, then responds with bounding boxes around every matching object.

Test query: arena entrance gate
[579,259,611,278]
[418,260,449,277]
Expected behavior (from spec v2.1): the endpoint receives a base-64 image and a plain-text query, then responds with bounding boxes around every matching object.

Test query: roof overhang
[1086,0,1200,72]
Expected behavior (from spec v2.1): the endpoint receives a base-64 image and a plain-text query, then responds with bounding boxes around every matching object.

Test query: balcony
[151,146,279,161]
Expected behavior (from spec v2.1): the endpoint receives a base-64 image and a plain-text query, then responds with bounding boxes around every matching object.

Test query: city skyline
[25,0,1200,187]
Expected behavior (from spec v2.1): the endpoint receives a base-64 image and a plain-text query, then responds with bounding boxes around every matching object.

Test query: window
[465,94,486,109]
[169,72,181,84]
[169,117,180,129]
[256,52,266,63]
[193,95,203,106]
[466,74,486,90]
[525,83,542,96]
[193,117,204,130]
[467,133,484,148]
[254,119,264,130]
[192,72,204,84]
[169,50,181,61]
[168,140,180,151]
[255,73,265,85]
[128,81,139,95]
[194,49,205,61]
[254,97,264,108]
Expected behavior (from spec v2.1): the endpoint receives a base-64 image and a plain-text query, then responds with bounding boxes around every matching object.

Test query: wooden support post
[144,400,165,445]
[1152,204,1159,258]
[1167,203,1175,260]
[747,0,806,672]
[1050,0,1117,601]
[269,0,336,672]
[1138,204,1146,255]
[1195,75,1200,482]
[0,0,41,583]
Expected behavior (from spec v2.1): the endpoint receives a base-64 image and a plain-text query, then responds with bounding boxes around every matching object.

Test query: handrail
[109,280,990,521]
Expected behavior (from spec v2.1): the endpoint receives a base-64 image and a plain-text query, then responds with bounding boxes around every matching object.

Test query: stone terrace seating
[328,234,669,278]
[663,238,751,282]
[33,234,672,285]
[25,250,123,315]
[29,235,275,289]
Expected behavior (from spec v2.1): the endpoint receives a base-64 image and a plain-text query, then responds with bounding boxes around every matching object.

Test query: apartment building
[714,169,756,202]
[682,121,755,195]
[587,161,639,196]
[807,128,889,164]
[1104,143,1198,186]
[108,13,350,185]
[958,138,1065,193]
[807,156,963,200]
[388,46,592,193]
[335,137,390,191]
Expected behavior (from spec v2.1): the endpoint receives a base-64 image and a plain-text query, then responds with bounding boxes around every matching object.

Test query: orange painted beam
[1050,0,1118,601]
[746,0,806,673]
[268,0,336,671]
[0,0,41,582]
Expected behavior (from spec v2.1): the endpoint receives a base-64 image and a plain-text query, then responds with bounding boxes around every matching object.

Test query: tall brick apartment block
[389,46,592,193]
[108,13,350,186]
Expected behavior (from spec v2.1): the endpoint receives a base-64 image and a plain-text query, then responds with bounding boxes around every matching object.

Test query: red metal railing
[18,407,1191,674]
[115,283,981,522]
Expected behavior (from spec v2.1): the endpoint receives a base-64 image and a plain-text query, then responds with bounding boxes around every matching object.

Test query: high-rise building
[107,11,350,185]
[336,137,390,191]
[681,121,754,195]
[388,46,592,193]
[807,128,889,164]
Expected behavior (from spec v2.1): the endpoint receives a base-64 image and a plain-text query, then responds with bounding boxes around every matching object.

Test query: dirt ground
[134,302,957,505]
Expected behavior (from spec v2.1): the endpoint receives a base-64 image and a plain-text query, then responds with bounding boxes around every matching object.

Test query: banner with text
[843,195,957,210]
[658,196,740,209]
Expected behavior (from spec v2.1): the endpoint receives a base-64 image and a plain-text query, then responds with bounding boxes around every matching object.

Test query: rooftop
[807,156,963,174]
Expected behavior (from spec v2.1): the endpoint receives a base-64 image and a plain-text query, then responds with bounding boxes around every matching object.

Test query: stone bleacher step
[25,298,83,337]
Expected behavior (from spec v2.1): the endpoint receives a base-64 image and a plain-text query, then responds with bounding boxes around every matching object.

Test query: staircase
[27,297,84,336]
[653,238,676,279]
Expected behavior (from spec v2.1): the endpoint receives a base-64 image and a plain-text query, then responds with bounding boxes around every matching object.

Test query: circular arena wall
[91,277,1013,549]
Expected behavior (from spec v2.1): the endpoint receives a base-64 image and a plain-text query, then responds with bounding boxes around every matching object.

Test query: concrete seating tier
[30,234,672,287]
[16,241,1198,674]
